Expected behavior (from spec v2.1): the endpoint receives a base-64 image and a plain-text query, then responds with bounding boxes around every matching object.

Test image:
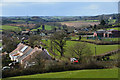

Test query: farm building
[94,29,120,38]
[21,31,30,35]
[107,29,120,37]
[9,43,51,64]
[93,30,106,37]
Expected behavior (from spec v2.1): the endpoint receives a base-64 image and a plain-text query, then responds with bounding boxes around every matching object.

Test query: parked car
[2,66,10,71]
[70,58,78,64]
[24,62,36,68]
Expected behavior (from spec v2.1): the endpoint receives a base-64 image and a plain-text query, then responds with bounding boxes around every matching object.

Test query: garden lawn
[11,68,118,78]
[0,25,22,31]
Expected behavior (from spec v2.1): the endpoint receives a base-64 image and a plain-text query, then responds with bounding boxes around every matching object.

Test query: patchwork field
[11,68,118,78]
[60,21,100,27]
[0,25,22,31]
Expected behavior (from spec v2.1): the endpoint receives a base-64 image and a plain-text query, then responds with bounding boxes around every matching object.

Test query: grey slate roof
[18,48,33,62]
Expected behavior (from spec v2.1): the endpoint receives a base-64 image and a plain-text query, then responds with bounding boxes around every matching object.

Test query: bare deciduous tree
[30,51,46,67]
[50,31,67,59]
[67,42,92,59]
[28,35,41,47]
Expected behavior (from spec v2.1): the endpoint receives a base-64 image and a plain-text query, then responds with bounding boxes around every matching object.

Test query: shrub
[2,59,118,78]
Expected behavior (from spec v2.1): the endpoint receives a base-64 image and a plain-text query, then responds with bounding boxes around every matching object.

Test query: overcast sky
[0,2,118,16]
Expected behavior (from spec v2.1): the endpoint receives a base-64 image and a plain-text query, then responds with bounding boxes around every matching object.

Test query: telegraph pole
[95,47,96,56]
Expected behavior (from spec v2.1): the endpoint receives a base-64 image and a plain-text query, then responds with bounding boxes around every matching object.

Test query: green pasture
[110,53,119,60]
[72,35,120,42]
[41,39,119,58]
[107,27,120,31]
[0,42,2,47]
[112,23,120,27]
[0,25,22,31]
[66,41,118,56]
[83,37,120,42]
[11,68,118,78]
[11,20,26,23]
[103,38,120,42]
[31,25,59,31]
[71,36,79,40]
[108,19,116,24]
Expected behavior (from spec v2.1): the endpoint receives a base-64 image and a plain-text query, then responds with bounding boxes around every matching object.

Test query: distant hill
[1,13,118,24]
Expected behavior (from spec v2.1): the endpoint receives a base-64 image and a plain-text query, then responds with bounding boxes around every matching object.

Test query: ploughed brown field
[61,21,100,27]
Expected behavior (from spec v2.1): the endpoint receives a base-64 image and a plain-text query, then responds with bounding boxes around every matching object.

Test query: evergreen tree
[100,20,106,25]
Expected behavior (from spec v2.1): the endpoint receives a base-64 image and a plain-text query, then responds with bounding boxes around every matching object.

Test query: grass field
[71,36,79,40]
[0,42,2,47]
[65,41,119,56]
[61,19,115,23]
[0,25,22,31]
[110,53,119,60]
[11,20,26,23]
[60,21,100,27]
[103,38,120,42]
[41,40,119,58]
[11,68,118,78]
[108,19,116,24]
[83,37,120,42]
[31,25,59,31]
[71,35,120,42]
[107,27,120,31]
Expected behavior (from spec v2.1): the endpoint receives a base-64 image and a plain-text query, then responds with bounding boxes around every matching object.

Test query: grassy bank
[11,68,118,78]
